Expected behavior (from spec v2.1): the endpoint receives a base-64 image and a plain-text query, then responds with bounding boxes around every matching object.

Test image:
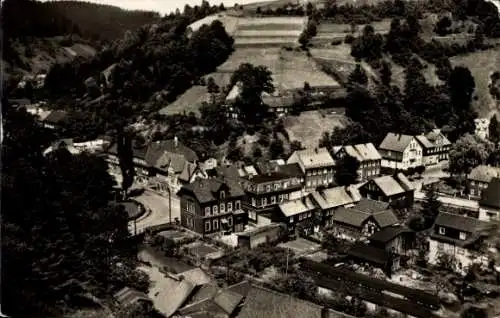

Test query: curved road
[129,189,180,234]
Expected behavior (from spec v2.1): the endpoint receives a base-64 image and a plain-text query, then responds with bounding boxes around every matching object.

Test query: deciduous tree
[335,155,360,186]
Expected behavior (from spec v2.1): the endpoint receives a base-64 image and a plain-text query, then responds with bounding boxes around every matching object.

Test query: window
[227,202,233,211]
[186,201,195,213]
[262,197,267,206]
[439,227,445,235]
[308,212,312,218]
[438,242,444,250]
[249,211,257,220]
[290,217,294,223]
[278,194,283,202]
[205,221,211,232]
[251,198,256,206]
[457,248,465,255]
[235,200,241,210]
[307,181,311,187]
[323,169,327,175]
[459,232,467,240]
[228,216,233,226]
[220,203,225,213]
[220,191,225,199]
[266,185,271,192]
[284,182,289,189]
[213,219,219,230]
[274,183,279,190]
[205,207,211,216]
[213,205,218,215]
[271,196,276,204]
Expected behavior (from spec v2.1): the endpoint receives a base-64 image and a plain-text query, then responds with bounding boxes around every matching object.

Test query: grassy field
[284,110,348,149]
[451,48,500,118]
[238,23,304,31]
[158,85,210,116]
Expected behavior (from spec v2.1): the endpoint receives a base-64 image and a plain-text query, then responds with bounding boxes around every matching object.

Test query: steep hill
[2,0,161,75]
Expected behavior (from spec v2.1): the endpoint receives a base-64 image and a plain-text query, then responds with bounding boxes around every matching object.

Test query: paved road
[129,189,180,234]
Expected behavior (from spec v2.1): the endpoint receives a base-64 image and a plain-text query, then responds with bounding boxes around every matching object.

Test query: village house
[310,186,361,227]
[263,93,296,117]
[177,178,247,235]
[368,225,415,257]
[277,195,318,238]
[428,212,490,274]
[346,242,400,276]
[106,137,203,192]
[359,173,415,210]
[240,170,303,224]
[42,109,69,131]
[287,147,336,190]
[332,143,382,182]
[423,129,451,162]
[378,133,424,170]
[330,199,400,241]
[236,223,286,249]
[478,178,500,221]
[467,165,500,198]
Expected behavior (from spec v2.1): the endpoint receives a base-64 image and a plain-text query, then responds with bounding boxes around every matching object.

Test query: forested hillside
[1,0,161,73]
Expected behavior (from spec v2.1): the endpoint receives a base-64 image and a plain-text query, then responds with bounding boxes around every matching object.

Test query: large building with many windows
[178,178,247,235]
[287,147,336,190]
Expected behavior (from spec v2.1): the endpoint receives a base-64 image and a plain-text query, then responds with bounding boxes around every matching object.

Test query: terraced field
[313,19,392,45]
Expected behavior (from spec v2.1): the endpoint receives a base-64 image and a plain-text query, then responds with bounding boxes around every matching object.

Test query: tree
[117,129,135,196]
[435,15,452,36]
[348,64,368,88]
[380,60,392,87]
[269,138,285,159]
[290,140,304,152]
[461,307,488,318]
[489,114,500,144]
[335,155,360,186]
[421,186,441,228]
[252,145,263,158]
[230,63,275,123]
[351,25,383,61]
[449,133,495,177]
[2,107,136,317]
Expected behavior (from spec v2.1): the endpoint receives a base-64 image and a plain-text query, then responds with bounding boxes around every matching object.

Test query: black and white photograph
[2,0,500,317]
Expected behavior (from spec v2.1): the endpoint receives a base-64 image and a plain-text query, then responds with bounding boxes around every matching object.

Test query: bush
[408,216,426,232]
[344,34,355,44]
[331,39,342,45]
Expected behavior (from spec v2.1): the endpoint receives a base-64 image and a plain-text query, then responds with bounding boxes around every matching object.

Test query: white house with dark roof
[428,212,490,274]
[378,133,423,170]
[332,143,382,182]
[287,147,336,190]
[278,194,318,237]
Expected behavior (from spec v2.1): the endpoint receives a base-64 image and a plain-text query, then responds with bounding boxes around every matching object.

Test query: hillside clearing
[158,85,210,116]
[284,110,348,149]
[451,48,500,118]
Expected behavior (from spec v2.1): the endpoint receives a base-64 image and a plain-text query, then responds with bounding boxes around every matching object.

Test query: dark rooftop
[347,243,391,266]
[433,212,486,233]
[369,226,413,244]
[44,110,69,124]
[178,178,245,203]
[278,163,304,177]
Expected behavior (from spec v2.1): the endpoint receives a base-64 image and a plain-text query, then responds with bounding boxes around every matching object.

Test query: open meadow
[158,85,210,116]
[284,110,348,149]
[451,48,500,118]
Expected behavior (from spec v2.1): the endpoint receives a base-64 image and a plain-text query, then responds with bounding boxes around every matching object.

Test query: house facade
[310,186,361,227]
[478,178,500,221]
[424,129,451,162]
[332,143,382,182]
[330,199,400,241]
[287,147,336,190]
[178,178,247,235]
[378,133,423,170]
[240,172,303,224]
[428,212,489,274]
[359,173,415,209]
[368,226,415,256]
[467,165,500,198]
[277,195,318,238]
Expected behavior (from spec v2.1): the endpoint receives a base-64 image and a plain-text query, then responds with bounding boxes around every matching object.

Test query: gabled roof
[415,135,434,149]
[332,199,399,229]
[288,147,336,170]
[369,173,414,197]
[178,178,245,203]
[480,177,500,209]
[332,207,371,228]
[433,212,486,233]
[369,226,413,244]
[311,186,361,210]
[469,165,500,183]
[213,289,245,315]
[379,133,415,153]
[354,198,390,214]
[155,139,198,163]
[279,195,316,218]
[340,143,382,162]
[425,129,451,146]
[278,163,304,177]
[373,211,400,228]
[179,162,205,182]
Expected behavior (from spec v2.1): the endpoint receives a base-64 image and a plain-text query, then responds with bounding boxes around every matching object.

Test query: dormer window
[459,232,467,240]
[439,227,445,235]
[220,191,225,199]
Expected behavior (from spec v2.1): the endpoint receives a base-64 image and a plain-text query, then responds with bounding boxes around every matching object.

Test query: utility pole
[168,185,172,224]
[285,247,290,277]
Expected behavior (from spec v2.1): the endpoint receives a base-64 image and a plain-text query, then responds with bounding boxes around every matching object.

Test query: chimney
[174,136,178,147]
